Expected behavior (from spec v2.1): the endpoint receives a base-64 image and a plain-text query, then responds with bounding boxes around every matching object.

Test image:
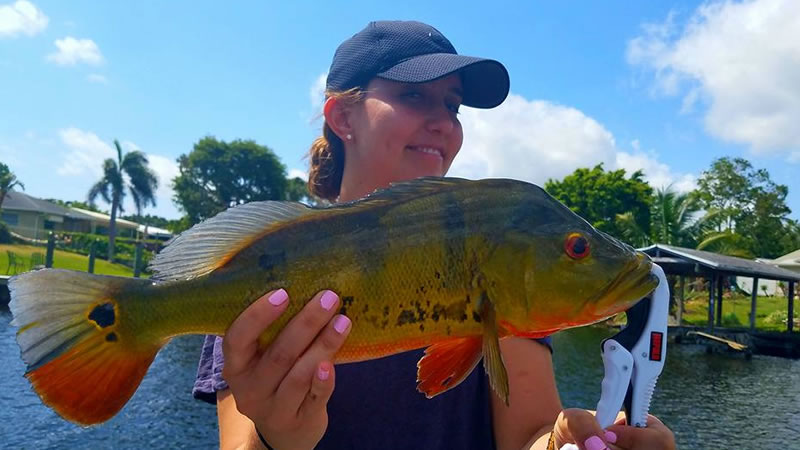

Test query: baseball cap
[326,20,510,109]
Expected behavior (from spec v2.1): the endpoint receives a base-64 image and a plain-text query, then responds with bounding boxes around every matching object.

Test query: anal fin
[479,291,510,405]
[416,336,483,398]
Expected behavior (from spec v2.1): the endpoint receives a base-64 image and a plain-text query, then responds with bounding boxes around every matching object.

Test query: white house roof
[69,207,139,229]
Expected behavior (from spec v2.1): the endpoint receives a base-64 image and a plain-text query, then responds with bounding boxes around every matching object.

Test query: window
[1,212,19,226]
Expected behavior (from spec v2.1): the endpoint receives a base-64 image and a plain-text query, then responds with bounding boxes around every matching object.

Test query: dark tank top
[193,334,551,449]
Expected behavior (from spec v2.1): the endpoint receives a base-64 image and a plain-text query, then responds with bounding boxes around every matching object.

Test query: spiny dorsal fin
[149,201,312,281]
[150,177,474,281]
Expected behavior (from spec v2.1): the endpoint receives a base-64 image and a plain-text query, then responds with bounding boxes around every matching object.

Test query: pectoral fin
[479,291,510,405]
[416,336,483,398]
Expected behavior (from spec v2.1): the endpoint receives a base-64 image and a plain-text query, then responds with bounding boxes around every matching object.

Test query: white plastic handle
[595,339,634,429]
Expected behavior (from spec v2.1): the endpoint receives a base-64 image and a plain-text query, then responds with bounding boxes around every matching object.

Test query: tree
[692,157,795,258]
[88,140,158,261]
[650,186,701,247]
[172,137,288,224]
[545,164,653,243]
[0,162,25,216]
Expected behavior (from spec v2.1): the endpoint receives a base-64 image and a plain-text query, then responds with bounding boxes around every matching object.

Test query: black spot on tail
[89,303,115,328]
[105,332,118,342]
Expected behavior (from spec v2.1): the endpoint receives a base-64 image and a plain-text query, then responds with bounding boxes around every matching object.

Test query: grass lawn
[1,243,136,277]
[681,291,798,331]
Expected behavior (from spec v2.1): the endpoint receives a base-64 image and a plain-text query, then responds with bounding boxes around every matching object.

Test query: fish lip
[588,252,657,316]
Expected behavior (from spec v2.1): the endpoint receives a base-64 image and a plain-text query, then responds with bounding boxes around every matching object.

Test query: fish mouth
[592,252,659,317]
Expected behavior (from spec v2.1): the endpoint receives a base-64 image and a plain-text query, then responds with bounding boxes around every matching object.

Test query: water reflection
[2,307,798,449]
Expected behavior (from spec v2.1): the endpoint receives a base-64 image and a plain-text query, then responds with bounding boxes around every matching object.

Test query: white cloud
[87,73,107,84]
[615,150,697,192]
[145,153,179,210]
[57,127,115,176]
[627,0,800,159]
[47,36,103,66]
[448,94,696,193]
[288,168,308,181]
[0,0,47,37]
[449,94,618,184]
[309,72,327,119]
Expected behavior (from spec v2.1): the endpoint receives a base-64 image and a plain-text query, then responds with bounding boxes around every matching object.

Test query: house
[1,191,173,241]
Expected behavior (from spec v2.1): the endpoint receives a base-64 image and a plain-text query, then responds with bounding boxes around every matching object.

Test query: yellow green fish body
[9,177,657,426]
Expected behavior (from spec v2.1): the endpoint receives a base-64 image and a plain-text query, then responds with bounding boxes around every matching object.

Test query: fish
[9,177,658,426]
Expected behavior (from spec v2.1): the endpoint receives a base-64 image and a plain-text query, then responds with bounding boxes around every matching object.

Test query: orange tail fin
[9,269,161,426]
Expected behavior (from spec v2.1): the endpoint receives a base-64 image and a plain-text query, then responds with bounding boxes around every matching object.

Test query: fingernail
[333,315,350,334]
[584,435,608,450]
[320,290,338,310]
[268,289,288,306]
[604,431,617,444]
[318,365,330,381]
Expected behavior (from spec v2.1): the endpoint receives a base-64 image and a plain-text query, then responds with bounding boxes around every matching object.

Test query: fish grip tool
[556,263,668,450]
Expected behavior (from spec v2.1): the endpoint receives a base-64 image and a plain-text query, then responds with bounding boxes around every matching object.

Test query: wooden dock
[671,326,799,359]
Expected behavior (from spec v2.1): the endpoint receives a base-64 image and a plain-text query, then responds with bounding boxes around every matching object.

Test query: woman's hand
[550,409,675,450]
[605,415,675,450]
[221,289,351,450]
[551,409,616,450]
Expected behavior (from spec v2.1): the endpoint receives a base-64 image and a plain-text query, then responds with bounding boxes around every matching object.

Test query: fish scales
[8,177,659,425]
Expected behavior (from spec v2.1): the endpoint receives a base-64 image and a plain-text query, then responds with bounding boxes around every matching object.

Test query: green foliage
[172,137,288,224]
[0,161,25,215]
[121,213,170,228]
[721,312,742,327]
[0,221,11,244]
[692,157,795,259]
[55,231,160,271]
[545,164,653,243]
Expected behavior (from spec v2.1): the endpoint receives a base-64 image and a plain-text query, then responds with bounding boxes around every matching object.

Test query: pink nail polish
[268,289,288,306]
[584,435,608,450]
[333,315,350,334]
[320,290,338,310]
[604,430,617,444]
[318,366,330,381]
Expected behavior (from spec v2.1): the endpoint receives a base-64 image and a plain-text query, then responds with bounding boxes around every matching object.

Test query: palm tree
[0,162,25,216]
[650,186,701,247]
[88,140,158,261]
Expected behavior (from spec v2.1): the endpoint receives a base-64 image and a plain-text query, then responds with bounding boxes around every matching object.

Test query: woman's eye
[447,103,461,114]
[402,91,423,100]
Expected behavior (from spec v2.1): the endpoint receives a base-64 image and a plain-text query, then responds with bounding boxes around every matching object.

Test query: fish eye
[565,233,590,260]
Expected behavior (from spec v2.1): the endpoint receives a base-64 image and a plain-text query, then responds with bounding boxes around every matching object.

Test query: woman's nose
[425,105,455,135]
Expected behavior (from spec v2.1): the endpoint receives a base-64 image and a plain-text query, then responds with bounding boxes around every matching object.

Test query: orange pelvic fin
[416,336,483,398]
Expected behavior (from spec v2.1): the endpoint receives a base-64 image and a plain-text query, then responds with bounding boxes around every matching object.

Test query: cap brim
[376,53,510,109]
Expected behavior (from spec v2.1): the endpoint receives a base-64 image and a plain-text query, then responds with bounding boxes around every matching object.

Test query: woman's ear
[324,97,354,141]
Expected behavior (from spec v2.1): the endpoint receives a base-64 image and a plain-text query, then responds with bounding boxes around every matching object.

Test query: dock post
[45,232,54,268]
[789,281,795,333]
[133,242,143,278]
[678,275,685,326]
[708,275,715,330]
[750,277,758,331]
[716,276,724,327]
[88,240,96,274]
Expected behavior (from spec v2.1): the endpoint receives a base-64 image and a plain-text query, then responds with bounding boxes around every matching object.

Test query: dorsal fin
[149,177,476,282]
[149,201,312,281]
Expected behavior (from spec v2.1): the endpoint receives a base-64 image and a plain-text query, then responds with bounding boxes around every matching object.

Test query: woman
[193,20,675,450]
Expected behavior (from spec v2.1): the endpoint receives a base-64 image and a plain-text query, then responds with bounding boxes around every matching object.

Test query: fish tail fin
[9,269,161,426]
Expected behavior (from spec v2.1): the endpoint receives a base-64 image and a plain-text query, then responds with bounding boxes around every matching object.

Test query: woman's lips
[406,146,444,160]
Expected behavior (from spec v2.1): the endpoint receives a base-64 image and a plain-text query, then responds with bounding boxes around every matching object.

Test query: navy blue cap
[326,21,510,109]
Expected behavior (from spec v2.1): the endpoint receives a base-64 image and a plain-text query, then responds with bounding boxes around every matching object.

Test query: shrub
[0,221,11,244]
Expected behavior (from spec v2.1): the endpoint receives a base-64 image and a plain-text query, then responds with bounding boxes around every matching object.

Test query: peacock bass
[9,177,658,426]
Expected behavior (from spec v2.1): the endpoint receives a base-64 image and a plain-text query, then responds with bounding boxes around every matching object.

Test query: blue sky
[2,0,799,220]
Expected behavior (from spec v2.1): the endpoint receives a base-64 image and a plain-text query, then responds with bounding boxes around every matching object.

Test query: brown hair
[307,88,364,201]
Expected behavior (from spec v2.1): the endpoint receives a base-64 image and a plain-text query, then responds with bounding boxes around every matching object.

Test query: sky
[1,0,799,221]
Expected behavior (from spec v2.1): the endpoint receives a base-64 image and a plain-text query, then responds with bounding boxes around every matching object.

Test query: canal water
[1,306,798,449]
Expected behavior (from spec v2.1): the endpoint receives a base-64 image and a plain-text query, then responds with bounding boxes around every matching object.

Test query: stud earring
[346,134,352,140]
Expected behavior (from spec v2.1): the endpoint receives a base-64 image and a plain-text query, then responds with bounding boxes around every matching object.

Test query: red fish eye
[565,233,590,259]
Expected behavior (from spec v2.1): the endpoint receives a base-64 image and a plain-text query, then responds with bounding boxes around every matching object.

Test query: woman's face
[339,74,464,198]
